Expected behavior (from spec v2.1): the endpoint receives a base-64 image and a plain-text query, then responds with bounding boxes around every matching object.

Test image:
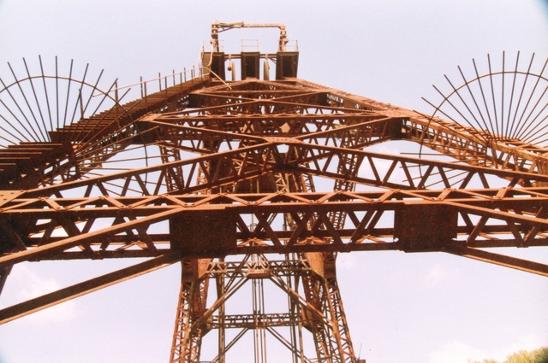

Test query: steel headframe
[0,24,546,363]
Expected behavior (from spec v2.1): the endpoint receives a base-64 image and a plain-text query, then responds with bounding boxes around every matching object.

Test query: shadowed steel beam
[290,143,548,186]
[0,208,185,267]
[19,142,276,198]
[0,252,180,324]
[0,266,11,295]
[0,188,546,267]
[444,246,548,277]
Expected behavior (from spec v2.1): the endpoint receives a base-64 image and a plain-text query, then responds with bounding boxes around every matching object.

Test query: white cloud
[429,341,485,363]
[1,264,76,324]
[422,264,449,288]
[429,335,547,363]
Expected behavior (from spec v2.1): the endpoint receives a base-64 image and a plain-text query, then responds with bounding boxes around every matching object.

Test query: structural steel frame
[0,61,546,362]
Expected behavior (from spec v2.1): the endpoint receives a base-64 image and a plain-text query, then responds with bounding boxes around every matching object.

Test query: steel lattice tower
[0,22,546,363]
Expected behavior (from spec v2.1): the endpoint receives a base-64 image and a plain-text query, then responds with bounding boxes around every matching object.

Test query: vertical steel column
[216,262,226,363]
[169,267,208,362]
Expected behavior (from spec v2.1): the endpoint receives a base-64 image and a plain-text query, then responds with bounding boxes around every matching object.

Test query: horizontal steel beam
[210,313,298,329]
[444,246,548,277]
[1,188,546,275]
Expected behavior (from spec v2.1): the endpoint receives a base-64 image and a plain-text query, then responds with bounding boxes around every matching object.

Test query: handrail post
[114,80,119,104]
[144,81,148,103]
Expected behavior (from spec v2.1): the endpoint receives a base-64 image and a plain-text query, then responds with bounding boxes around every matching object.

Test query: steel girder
[1,77,546,363]
[0,188,546,262]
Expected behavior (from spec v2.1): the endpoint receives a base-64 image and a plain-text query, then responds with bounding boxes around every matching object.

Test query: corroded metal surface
[0,24,546,363]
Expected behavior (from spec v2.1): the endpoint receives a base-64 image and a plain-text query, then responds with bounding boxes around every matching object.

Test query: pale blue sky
[0,1,547,362]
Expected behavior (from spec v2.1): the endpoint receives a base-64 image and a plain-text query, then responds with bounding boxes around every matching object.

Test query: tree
[505,347,548,363]
[473,347,548,363]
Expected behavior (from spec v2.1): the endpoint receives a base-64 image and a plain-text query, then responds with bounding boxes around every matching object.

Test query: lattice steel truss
[0,23,546,363]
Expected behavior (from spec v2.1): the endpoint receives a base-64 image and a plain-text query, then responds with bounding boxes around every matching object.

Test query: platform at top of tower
[201,21,299,81]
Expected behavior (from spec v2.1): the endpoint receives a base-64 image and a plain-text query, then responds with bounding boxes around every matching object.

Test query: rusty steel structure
[0,22,547,362]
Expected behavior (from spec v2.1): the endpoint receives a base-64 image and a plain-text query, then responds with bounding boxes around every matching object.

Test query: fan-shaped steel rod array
[0,56,132,147]
[422,52,547,147]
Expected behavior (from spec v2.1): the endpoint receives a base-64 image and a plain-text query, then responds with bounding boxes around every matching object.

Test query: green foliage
[472,347,548,363]
[505,347,548,363]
